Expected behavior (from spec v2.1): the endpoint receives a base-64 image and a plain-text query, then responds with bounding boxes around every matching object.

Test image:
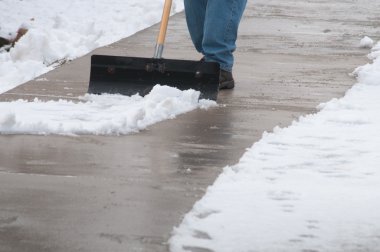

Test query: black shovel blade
[88,55,220,100]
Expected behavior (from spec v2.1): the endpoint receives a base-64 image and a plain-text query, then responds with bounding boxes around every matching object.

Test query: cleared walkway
[0,0,379,251]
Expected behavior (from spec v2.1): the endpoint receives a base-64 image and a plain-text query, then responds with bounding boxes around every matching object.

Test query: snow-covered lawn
[0,0,184,93]
[169,41,380,251]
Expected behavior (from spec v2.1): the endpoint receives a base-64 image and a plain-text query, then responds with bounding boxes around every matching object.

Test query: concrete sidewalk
[0,1,379,251]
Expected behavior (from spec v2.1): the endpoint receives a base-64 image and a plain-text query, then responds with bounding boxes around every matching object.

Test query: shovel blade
[88,55,220,100]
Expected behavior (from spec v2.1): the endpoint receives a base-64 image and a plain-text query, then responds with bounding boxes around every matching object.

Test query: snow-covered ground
[0,0,184,93]
[169,41,380,251]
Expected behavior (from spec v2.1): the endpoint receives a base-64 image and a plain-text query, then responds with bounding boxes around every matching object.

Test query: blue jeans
[184,0,247,72]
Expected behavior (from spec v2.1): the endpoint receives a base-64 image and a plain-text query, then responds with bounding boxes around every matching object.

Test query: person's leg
[184,0,208,54]
[202,0,247,72]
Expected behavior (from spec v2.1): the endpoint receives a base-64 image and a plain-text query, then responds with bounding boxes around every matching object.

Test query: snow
[169,42,380,251]
[0,0,184,93]
[0,85,216,135]
[360,36,374,48]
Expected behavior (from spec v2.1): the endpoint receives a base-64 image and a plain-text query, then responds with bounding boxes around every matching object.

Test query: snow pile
[0,0,184,93]
[359,36,374,48]
[0,85,215,136]
[169,42,380,251]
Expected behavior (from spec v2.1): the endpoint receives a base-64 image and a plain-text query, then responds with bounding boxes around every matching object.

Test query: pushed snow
[0,85,216,136]
[0,0,184,94]
[169,42,380,251]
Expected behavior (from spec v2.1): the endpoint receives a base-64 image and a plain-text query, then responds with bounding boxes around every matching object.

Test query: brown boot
[219,70,235,90]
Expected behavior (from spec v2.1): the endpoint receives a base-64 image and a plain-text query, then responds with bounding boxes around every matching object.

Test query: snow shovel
[88,0,220,100]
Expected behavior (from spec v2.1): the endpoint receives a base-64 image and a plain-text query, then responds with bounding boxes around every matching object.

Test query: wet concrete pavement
[1,0,379,251]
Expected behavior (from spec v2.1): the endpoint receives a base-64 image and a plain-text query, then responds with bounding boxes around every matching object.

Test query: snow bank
[169,42,380,251]
[0,0,184,94]
[0,85,216,136]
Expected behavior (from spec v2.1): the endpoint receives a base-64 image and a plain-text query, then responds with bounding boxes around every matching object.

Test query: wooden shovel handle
[157,0,172,45]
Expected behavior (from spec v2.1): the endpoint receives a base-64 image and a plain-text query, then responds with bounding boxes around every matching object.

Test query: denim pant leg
[184,0,208,54]
[203,0,247,72]
[184,0,247,72]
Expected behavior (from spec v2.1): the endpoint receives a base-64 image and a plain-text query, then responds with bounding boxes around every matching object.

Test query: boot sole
[219,80,235,90]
